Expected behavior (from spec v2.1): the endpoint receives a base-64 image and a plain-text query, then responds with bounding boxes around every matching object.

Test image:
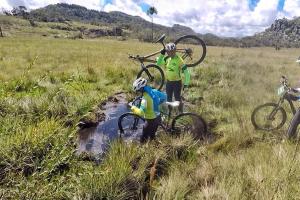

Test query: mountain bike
[251,76,299,131]
[129,34,206,90]
[118,97,207,141]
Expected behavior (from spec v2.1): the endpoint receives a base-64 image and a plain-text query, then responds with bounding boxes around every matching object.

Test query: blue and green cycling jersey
[156,53,191,85]
[131,86,166,119]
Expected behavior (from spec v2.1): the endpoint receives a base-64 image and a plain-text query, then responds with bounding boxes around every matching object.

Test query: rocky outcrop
[245,17,300,48]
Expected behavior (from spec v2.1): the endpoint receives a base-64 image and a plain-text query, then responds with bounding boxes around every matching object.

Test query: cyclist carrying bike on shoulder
[130,77,167,143]
[156,43,191,112]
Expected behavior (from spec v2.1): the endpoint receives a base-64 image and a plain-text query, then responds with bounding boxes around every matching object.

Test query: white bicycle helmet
[133,77,147,91]
[166,43,176,51]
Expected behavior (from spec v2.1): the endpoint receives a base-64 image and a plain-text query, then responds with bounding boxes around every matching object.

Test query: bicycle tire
[137,64,165,91]
[171,113,207,139]
[118,112,145,138]
[251,103,286,131]
[174,35,206,67]
[287,108,300,139]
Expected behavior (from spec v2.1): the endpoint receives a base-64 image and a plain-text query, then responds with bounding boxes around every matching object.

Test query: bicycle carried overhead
[128,34,206,90]
[251,75,300,131]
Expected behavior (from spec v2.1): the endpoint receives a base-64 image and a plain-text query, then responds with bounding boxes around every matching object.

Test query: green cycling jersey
[131,92,157,120]
[156,53,191,85]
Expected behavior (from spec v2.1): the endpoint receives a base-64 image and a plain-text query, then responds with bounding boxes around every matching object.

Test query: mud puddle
[77,93,143,158]
[77,92,216,160]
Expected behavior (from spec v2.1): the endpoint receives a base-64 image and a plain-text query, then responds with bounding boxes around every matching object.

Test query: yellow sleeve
[130,99,147,117]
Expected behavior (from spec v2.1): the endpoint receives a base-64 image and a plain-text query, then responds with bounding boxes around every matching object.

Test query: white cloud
[283,0,300,18]
[0,0,13,11]
[102,0,150,19]
[141,0,283,37]
[0,0,299,37]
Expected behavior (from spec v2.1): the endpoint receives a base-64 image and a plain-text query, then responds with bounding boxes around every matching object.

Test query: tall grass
[1,35,300,199]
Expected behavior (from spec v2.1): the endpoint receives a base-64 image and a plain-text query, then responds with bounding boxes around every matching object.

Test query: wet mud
[77,92,129,156]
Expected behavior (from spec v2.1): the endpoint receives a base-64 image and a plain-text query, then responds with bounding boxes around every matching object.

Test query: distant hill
[2,3,299,47]
[241,17,300,48]
[28,3,197,42]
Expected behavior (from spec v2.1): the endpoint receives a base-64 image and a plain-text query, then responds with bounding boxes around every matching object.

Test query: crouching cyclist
[130,77,166,143]
[156,43,191,112]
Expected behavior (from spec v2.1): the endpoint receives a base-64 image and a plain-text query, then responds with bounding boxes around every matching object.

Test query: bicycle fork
[141,63,154,81]
[268,99,284,120]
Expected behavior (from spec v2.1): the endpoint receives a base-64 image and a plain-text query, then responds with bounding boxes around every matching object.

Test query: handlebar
[280,75,289,87]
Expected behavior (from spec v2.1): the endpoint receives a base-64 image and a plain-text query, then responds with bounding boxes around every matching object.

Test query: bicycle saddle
[166,101,180,108]
[155,34,166,43]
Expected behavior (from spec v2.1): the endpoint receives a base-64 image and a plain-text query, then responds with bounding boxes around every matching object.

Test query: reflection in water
[77,93,143,157]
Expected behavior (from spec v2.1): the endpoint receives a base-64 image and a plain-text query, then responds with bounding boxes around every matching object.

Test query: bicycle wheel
[174,35,206,67]
[251,103,286,131]
[171,113,207,139]
[287,108,300,139]
[118,113,145,141]
[137,64,165,91]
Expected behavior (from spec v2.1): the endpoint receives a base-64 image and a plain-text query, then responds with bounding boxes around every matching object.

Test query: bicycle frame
[279,92,297,115]
[285,95,296,115]
[141,50,161,63]
[138,60,155,81]
[276,76,297,115]
[133,47,191,64]
[130,34,193,64]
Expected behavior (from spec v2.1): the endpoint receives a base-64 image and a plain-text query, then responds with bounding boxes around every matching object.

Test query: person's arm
[182,64,191,87]
[178,55,190,87]
[158,90,167,104]
[156,50,166,67]
[131,99,147,117]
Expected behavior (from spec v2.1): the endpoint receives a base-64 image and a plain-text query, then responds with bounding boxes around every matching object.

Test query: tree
[147,6,157,42]
[11,6,29,19]
[0,26,3,37]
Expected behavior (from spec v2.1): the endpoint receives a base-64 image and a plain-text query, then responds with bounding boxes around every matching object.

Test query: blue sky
[1,0,299,37]
[248,0,285,11]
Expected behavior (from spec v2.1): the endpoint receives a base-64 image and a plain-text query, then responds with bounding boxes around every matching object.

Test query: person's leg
[141,120,150,143]
[141,117,160,143]
[149,115,162,140]
[166,81,174,115]
[166,81,174,102]
[173,81,183,112]
[173,80,182,101]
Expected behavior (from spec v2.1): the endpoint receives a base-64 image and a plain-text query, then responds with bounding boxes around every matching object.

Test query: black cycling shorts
[166,80,182,102]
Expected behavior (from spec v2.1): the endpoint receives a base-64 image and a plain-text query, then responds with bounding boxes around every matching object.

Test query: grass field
[1,34,300,199]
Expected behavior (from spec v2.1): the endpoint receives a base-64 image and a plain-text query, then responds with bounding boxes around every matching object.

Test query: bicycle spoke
[175,35,206,67]
[182,53,189,60]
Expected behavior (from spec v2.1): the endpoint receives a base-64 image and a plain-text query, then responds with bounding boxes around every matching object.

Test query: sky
[0,0,299,37]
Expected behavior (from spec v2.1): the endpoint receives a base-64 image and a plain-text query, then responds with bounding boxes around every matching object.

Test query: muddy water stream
[77,92,215,159]
[77,93,143,157]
